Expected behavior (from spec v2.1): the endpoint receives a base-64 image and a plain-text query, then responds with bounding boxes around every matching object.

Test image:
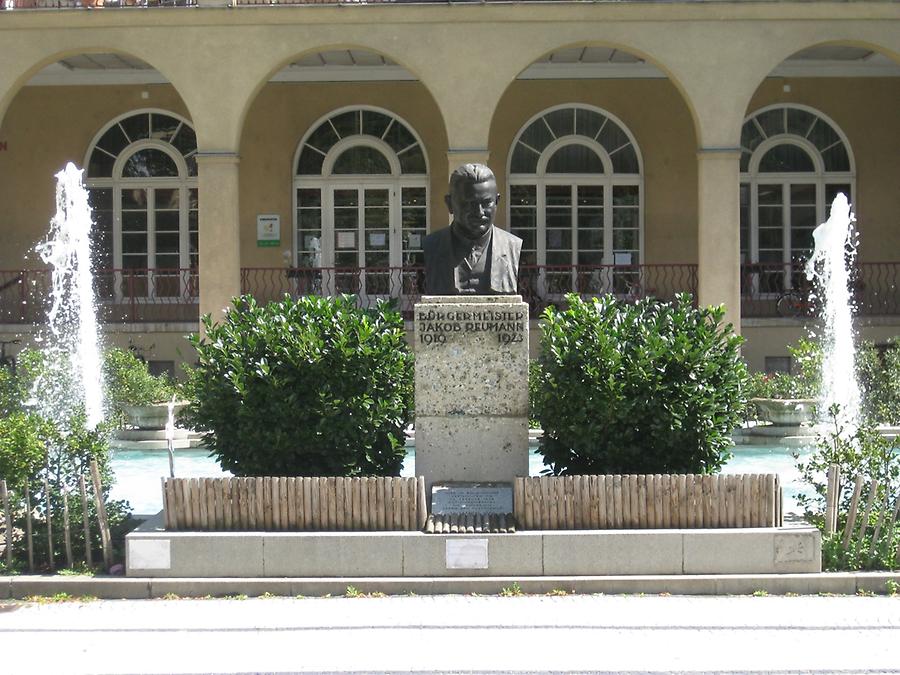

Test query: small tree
[536,294,747,475]
[184,294,413,477]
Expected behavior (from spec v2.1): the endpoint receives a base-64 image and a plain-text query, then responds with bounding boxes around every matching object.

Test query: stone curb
[2,572,898,600]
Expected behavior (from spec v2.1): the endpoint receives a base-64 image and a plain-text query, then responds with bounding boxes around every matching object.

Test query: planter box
[122,402,188,430]
[751,397,819,426]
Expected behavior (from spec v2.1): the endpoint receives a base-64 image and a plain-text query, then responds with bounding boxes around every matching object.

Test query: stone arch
[236,43,448,158]
[489,39,702,152]
[0,46,196,132]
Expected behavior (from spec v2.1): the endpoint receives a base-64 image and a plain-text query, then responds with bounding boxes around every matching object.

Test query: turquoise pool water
[112,443,811,515]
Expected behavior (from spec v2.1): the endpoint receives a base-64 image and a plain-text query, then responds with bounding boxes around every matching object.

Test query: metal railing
[240,263,699,318]
[740,261,900,318]
[1,0,194,8]
[5,261,894,325]
[0,268,199,325]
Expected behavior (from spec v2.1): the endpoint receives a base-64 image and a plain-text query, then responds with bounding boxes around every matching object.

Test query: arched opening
[490,44,697,307]
[237,48,448,311]
[740,43,900,322]
[0,51,194,325]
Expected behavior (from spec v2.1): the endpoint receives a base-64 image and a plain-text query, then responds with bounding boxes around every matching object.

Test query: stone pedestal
[414,296,529,496]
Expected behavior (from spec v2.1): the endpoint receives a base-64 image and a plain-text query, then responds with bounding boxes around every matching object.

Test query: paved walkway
[1,594,899,674]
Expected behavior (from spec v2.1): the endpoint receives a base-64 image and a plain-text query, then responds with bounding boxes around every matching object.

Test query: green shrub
[103,347,177,427]
[184,294,413,477]
[0,412,47,487]
[535,293,747,475]
[857,339,900,425]
[0,349,130,572]
[798,403,900,571]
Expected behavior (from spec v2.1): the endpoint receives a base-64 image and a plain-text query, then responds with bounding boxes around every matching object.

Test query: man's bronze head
[445,163,501,241]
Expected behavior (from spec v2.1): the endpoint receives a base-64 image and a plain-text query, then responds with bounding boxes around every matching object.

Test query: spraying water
[805,193,860,434]
[32,163,105,431]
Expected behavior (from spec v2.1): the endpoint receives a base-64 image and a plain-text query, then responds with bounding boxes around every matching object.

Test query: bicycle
[0,338,21,374]
[776,288,815,318]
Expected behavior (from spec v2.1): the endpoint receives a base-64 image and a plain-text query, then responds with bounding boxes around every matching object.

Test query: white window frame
[84,110,198,303]
[292,107,429,304]
[740,105,855,294]
[507,104,644,298]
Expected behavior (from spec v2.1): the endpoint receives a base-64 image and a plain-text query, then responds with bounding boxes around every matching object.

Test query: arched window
[294,107,428,302]
[508,105,642,296]
[740,105,854,294]
[84,109,198,301]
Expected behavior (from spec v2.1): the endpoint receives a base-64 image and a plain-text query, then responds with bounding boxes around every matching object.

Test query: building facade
[0,0,898,372]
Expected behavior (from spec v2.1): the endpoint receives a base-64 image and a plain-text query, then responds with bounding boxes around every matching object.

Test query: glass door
[329,185,394,303]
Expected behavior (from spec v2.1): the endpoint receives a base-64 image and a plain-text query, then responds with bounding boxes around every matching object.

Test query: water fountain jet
[805,193,861,435]
[32,162,105,432]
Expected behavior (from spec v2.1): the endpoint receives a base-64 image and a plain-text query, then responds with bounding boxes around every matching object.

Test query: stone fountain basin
[751,398,819,426]
[122,401,189,430]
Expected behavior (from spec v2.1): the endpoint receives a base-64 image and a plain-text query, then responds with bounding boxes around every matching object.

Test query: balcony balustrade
[739,261,900,319]
[3,262,896,326]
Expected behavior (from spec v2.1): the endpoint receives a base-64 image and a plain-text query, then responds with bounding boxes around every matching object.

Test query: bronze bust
[423,163,522,295]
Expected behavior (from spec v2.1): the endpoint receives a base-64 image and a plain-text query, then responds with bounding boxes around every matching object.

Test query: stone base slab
[415,415,528,494]
[126,512,821,578]
[10,571,900,600]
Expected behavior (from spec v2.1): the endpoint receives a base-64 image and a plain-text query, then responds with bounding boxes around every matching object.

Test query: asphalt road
[1,593,899,674]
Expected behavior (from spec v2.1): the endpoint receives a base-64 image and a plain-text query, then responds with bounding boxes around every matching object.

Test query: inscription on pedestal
[417,307,527,347]
[432,483,513,515]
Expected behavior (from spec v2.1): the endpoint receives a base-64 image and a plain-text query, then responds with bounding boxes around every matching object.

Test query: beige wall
[489,78,699,264]
[745,77,900,262]
[0,75,896,272]
[742,320,900,373]
[0,84,190,269]
[238,81,449,268]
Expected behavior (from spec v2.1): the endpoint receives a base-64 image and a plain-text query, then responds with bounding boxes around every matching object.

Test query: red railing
[0,268,198,325]
[740,261,900,318]
[240,263,699,318]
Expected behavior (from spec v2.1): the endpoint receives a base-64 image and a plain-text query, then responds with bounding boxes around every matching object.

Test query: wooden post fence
[162,476,427,532]
[513,474,782,530]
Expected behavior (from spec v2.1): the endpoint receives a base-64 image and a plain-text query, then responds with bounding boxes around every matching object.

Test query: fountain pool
[112,444,811,515]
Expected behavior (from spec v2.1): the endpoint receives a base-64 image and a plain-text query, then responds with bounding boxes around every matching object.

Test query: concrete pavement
[1,594,899,674]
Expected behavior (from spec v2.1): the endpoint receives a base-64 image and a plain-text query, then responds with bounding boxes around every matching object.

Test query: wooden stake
[856,479,879,545]
[61,489,74,568]
[43,477,55,571]
[25,483,35,572]
[1,480,12,569]
[89,460,112,570]
[78,475,94,569]
[842,474,866,550]
[869,491,890,558]
[882,496,900,560]
[417,476,427,531]
[824,465,837,535]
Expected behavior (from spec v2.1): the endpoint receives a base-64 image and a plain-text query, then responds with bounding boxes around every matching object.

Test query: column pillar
[196,152,241,327]
[697,147,742,335]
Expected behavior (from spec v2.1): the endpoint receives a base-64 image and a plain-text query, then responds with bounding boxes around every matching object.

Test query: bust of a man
[423,163,522,295]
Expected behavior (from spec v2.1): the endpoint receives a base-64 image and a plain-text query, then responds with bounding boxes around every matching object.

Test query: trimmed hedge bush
[184,294,413,477]
[535,294,748,475]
